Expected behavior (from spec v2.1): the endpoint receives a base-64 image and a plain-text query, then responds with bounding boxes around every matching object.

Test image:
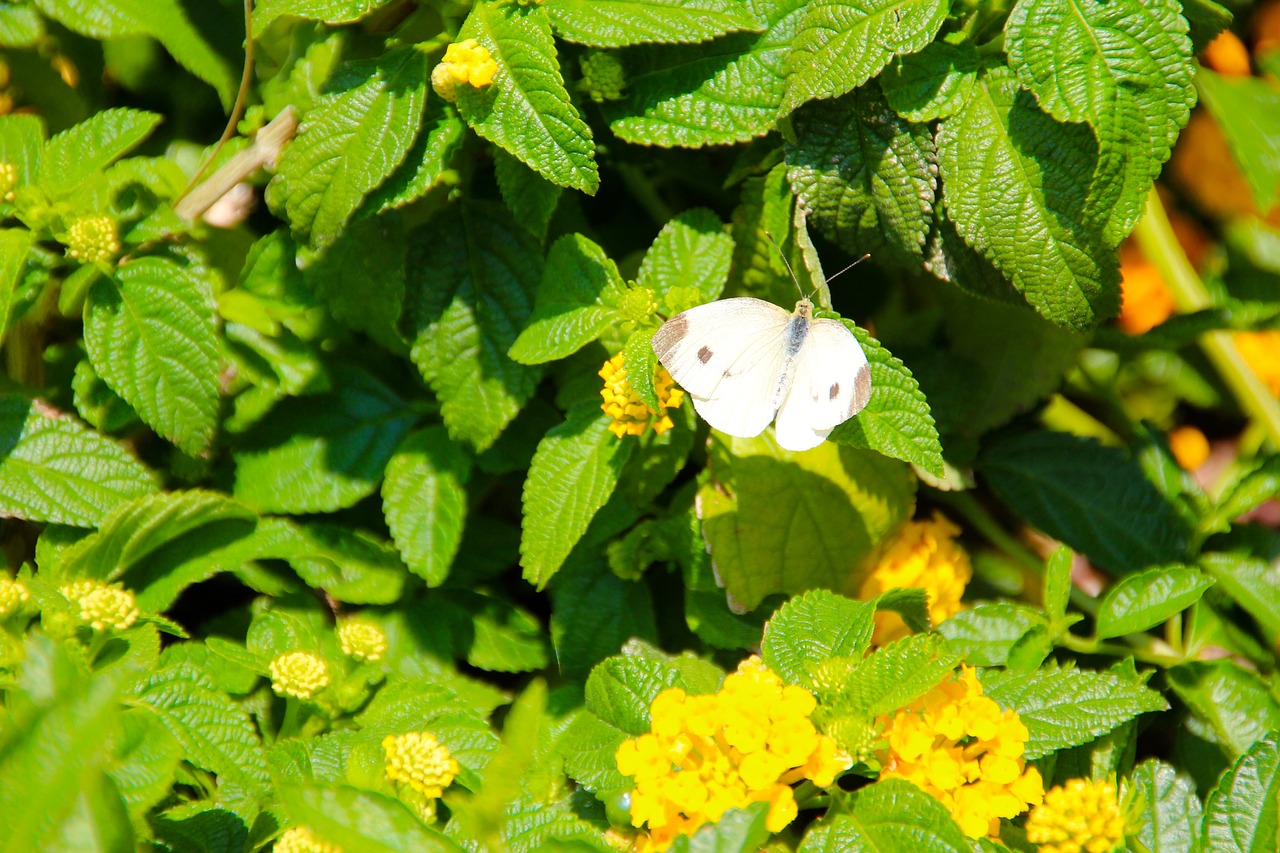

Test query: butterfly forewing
[773,318,871,452]
[652,297,793,402]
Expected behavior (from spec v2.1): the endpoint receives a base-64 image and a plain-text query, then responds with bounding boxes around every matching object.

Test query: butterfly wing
[773,317,872,452]
[652,297,793,438]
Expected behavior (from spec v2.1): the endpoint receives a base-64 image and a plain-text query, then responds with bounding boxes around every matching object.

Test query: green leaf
[0,5,43,46]
[281,524,407,604]
[463,593,550,673]
[31,1,235,108]
[839,633,962,717]
[938,602,1048,667]
[0,114,44,184]
[302,214,406,349]
[779,0,946,116]
[274,49,429,249]
[508,233,627,365]
[605,0,803,148]
[1197,69,1280,213]
[881,39,980,122]
[637,208,734,301]
[150,807,248,853]
[827,324,942,476]
[279,784,463,853]
[1201,731,1280,853]
[457,2,598,193]
[253,0,395,31]
[0,228,31,347]
[1127,759,1202,853]
[761,590,875,684]
[83,258,220,455]
[1198,552,1280,644]
[1043,545,1073,631]
[546,0,761,46]
[108,708,183,822]
[1167,660,1280,758]
[1094,565,1214,640]
[980,666,1168,759]
[551,559,659,681]
[521,403,633,588]
[671,803,772,852]
[786,85,936,267]
[382,427,470,588]
[1005,0,1195,243]
[980,431,1191,574]
[37,107,160,197]
[585,640,723,733]
[798,779,969,852]
[407,201,543,451]
[699,432,914,611]
[366,100,466,214]
[1207,456,1280,532]
[0,395,157,527]
[128,662,271,810]
[937,70,1120,331]
[561,711,630,793]
[622,329,662,412]
[232,366,416,514]
[494,148,563,241]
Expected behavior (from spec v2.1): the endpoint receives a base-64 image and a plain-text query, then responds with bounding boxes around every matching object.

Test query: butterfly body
[652,296,871,452]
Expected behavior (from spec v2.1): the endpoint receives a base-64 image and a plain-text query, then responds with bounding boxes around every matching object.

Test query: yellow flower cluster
[431,39,498,101]
[383,731,459,798]
[275,826,342,853]
[616,656,852,852]
[64,215,121,264]
[60,579,139,632]
[858,512,971,644]
[877,666,1043,838]
[0,577,30,618]
[1025,778,1125,853]
[599,353,685,438]
[1235,330,1280,397]
[269,651,329,700]
[0,161,16,201]
[337,618,387,662]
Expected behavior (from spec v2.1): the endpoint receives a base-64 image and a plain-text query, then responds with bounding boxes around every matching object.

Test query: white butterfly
[651,296,872,452]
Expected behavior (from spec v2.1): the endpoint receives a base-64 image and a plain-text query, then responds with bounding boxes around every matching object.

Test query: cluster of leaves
[1,0,1280,850]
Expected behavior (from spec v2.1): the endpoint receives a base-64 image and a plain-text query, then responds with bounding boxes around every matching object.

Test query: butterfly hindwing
[774,317,871,452]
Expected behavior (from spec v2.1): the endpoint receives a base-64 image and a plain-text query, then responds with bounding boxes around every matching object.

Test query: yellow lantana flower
[616,656,851,852]
[0,577,30,618]
[857,512,971,645]
[599,353,685,438]
[1235,330,1280,396]
[269,651,329,700]
[275,826,342,853]
[337,618,388,662]
[0,161,16,201]
[877,665,1043,837]
[60,579,139,632]
[64,215,121,264]
[383,731,459,798]
[431,39,498,101]
[1025,777,1126,853]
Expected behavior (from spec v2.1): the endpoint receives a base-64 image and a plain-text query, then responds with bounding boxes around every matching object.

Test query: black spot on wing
[697,346,713,364]
[829,382,840,400]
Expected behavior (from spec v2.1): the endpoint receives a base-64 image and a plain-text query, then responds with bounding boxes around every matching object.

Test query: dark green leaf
[881,39,981,122]
[1201,731,1280,853]
[547,0,761,46]
[1094,565,1214,640]
[382,427,470,587]
[1167,660,1280,758]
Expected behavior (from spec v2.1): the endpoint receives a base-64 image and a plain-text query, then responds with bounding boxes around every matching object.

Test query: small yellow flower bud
[580,52,626,103]
[383,731,459,798]
[269,651,330,700]
[0,577,30,618]
[64,215,121,264]
[274,826,342,853]
[60,579,139,632]
[0,161,17,202]
[337,618,388,662]
[431,39,498,101]
[619,286,657,324]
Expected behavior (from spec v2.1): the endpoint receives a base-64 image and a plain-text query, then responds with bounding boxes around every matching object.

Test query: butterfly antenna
[764,229,807,298]
[824,253,871,286]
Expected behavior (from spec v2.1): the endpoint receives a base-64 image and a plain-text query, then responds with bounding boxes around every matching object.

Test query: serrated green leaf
[881,39,980,122]
[786,85,935,267]
[382,427,470,587]
[1201,731,1280,853]
[108,708,183,823]
[1197,69,1280,213]
[464,594,550,673]
[700,432,914,610]
[761,590,875,684]
[551,559,659,681]
[407,201,543,451]
[1198,552,1280,645]
[827,324,942,475]
[1127,759,1202,853]
[671,803,772,852]
[493,792,615,852]
[0,228,31,348]
[457,2,598,193]
[605,0,804,148]
[1005,0,1195,243]
[779,0,946,116]
[585,641,723,733]
[841,633,961,717]
[0,5,43,46]
[547,0,761,46]
[938,70,1119,330]
[980,666,1168,759]
[620,329,663,411]
[150,807,248,853]
[302,214,406,349]
[638,207,734,301]
[1167,660,1280,758]
[494,148,563,241]
[0,395,157,527]
[366,100,465,214]
[128,662,270,810]
[232,366,416,514]
[938,602,1048,667]
[980,430,1191,574]
[561,710,630,793]
[274,49,428,249]
[37,107,160,197]
[83,258,219,455]
[521,403,633,588]
[279,784,462,853]
[32,1,235,107]
[0,113,44,184]
[283,524,407,604]
[799,779,969,852]
[1094,565,1213,640]
[253,0,394,31]
[509,233,627,364]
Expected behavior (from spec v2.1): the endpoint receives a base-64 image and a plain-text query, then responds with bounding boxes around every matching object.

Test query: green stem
[278,698,303,740]
[932,490,1043,576]
[1133,188,1280,448]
